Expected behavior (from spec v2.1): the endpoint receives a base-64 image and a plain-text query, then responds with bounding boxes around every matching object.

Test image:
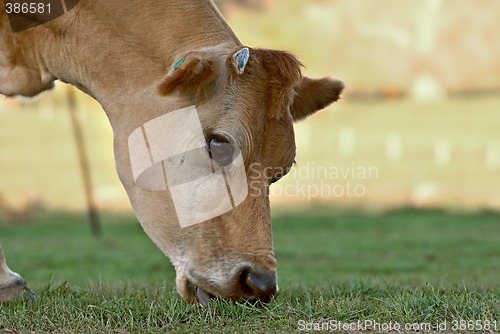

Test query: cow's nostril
[240,268,277,303]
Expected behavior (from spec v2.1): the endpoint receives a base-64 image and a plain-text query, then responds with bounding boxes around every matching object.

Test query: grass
[1,208,499,333]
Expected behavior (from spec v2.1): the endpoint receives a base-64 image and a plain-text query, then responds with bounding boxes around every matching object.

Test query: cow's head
[127,44,343,305]
[0,2,342,304]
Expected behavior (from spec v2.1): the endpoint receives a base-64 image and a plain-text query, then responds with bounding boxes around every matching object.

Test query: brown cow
[0,0,343,304]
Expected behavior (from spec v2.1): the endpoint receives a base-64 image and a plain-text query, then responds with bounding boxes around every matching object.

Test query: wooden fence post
[67,86,101,237]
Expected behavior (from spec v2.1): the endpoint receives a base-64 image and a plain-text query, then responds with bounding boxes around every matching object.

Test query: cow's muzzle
[185,265,278,306]
[0,273,36,302]
[238,267,278,303]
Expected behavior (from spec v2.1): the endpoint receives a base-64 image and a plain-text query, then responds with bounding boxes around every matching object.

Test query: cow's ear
[159,51,222,97]
[230,47,251,75]
[290,77,344,121]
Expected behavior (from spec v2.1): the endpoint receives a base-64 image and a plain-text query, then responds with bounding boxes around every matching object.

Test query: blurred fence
[281,106,500,210]
[224,0,500,98]
[0,89,126,214]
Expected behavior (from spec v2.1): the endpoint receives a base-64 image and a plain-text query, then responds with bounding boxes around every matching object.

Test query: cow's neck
[39,0,240,124]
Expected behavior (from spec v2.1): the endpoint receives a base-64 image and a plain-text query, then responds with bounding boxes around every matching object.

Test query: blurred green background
[1,0,499,216]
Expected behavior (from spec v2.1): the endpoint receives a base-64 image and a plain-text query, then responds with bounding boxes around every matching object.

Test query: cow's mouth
[195,285,214,306]
[185,269,277,306]
[186,279,215,306]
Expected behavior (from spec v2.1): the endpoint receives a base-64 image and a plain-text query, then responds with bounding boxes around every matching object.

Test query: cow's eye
[208,135,234,167]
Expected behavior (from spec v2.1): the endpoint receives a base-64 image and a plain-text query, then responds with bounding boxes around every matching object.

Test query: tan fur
[0,0,343,302]
[251,49,303,118]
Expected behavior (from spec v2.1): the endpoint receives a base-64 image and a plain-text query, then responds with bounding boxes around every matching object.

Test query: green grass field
[1,208,499,333]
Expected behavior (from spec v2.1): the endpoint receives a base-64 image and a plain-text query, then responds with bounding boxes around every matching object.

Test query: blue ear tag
[173,57,185,70]
[231,47,250,75]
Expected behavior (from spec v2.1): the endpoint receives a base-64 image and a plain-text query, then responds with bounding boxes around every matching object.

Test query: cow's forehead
[158,45,302,119]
